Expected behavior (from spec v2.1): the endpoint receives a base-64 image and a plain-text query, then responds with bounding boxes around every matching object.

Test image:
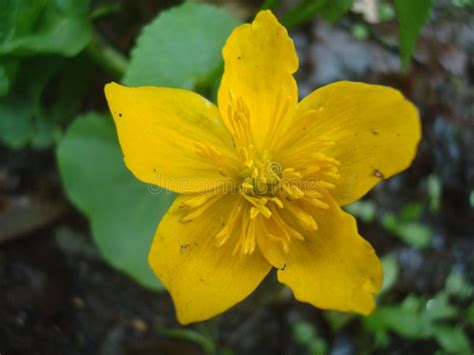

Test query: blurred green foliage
[0,0,93,148]
[57,113,175,289]
[394,0,433,68]
[365,269,473,354]
[283,0,353,27]
[3,0,470,353]
[292,320,327,355]
[382,205,434,248]
[0,0,92,57]
[56,2,239,289]
[124,2,239,90]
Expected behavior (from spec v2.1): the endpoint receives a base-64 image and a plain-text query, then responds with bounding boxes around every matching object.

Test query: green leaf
[308,338,327,355]
[425,292,458,321]
[394,0,432,68]
[324,311,355,331]
[344,200,376,223]
[0,60,18,96]
[381,206,433,248]
[124,2,239,89]
[0,94,35,148]
[467,303,474,325]
[378,2,396,22]
[380,254,399,294]
[158,327,216,355]
[427,174,442,212]
[293,321,317,344]
[352,23,369,40]
[365,295,434,340]
[395,222,433,248]
[398,202,423,223]
[282,0,327,27]
[282,0,353,27]
[381,213,398,233]
[0,55,93,149]
[365,292,463,350]
[433,326,471,355]
[445,270,473,300]
[320,0,355,23]
[451,0,474,8]
[0,0,92,57]
[261,0,279,10]
[0,56,62,148]
[57,113,175,290]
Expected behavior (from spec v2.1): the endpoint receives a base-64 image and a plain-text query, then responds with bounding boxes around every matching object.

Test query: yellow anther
[304,197,330,209]
[242,194,272,218]
[180,193,217,209]
[285,202,318,231]
[181,195,220,222]
[282,182,305,200]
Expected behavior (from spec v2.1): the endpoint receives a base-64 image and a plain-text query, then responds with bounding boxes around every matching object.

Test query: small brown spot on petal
[373,169,384,178]
[180,244,191,255]
[371,128,379,135]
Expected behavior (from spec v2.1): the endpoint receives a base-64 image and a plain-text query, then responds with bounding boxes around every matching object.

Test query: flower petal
[218,10,298,151]
[149,194,271,324]
[278,81,421,206]
[105,82,238,193]
[277,195,382,315]
[256,219,287,269]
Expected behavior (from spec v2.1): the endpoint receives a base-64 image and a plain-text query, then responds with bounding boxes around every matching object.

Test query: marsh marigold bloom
[105,10,420,324]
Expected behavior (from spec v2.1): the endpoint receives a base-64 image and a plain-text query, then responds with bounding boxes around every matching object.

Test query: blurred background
[0,0,473,354]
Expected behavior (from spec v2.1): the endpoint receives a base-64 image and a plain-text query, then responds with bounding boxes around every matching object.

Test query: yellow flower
[104,10,420,324]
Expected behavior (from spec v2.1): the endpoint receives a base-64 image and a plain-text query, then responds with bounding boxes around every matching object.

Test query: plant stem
[158,327,217,355]
[262,0,279,10]
[86,32,128,79]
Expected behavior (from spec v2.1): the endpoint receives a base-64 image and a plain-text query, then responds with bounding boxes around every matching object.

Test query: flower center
[182,139,341,257]
[185,95,342,257]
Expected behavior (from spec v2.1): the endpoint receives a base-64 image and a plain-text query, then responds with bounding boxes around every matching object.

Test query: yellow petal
[218,10,298,151]
[255,216,287,269]
[149,194,271,324]
[105,82,238,193]
[278,81,421,206]
[277,195,382,315]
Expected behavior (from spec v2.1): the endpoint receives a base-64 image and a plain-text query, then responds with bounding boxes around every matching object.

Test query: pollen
[184,97,341,257]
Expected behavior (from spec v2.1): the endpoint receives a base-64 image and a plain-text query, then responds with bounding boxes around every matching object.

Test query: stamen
[233,211,256,255]
[273,107,325,151]
[284,201,318,231]
[270,206,304,241]
[260,217,290,253]
[282,181,305,200]
[303,190,324,199]
[242,194,272,218]
[226,94,254,149]
[180,193,218,209]
[268,197,284,208]
[238,146,254,168]
[195,141,239,177]
[250,207,260,219]
[266,92,292,149]
[215,202,244,247]
[181,195,221,222]
[302,196,330,209]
